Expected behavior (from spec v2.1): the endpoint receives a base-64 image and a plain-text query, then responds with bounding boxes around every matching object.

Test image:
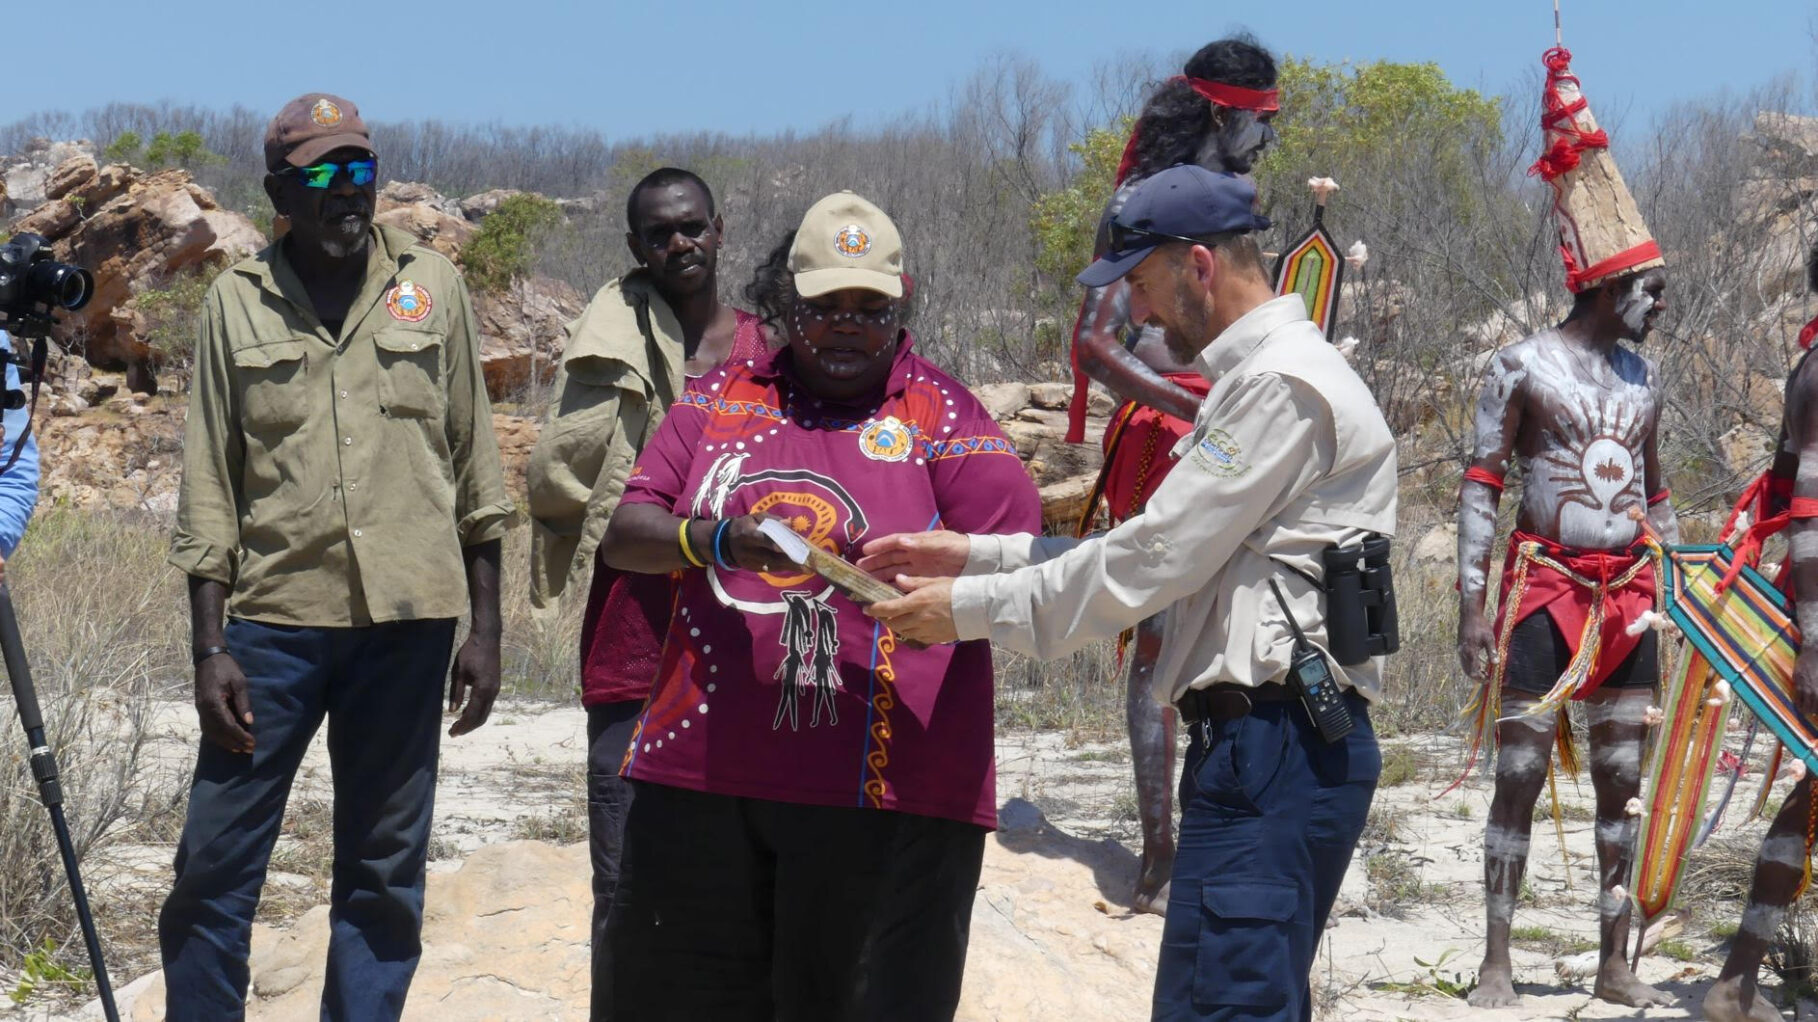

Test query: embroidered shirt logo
[834,225,871,258]
[1190,428,1248,477]
[858,416,912,463]
[384,280,433,323]
[310,98,343,127]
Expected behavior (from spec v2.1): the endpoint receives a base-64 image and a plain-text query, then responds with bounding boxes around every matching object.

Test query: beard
[1157,278,1215,362]
[1614,279,1656,342]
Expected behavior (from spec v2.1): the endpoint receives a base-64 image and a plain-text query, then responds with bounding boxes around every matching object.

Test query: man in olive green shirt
[159,93,512,1022]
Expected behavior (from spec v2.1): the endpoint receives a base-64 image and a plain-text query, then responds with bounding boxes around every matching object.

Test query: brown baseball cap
[264,93,373,172]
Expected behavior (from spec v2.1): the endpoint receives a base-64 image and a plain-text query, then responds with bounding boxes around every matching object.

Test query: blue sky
[12,0,1813,138]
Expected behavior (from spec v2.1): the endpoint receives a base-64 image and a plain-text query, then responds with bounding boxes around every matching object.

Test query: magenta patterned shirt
[618,337,1041,827]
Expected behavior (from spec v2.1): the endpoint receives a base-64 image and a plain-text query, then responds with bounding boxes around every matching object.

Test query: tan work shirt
[952,295,1399,704]
[170,224,513,627]
[526,271,687,612]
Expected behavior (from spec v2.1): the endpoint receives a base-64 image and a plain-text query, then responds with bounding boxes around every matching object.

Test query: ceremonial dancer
[1063,33,1280,912]
[1456,46,1676,1009]
[1701,249,1818,1022]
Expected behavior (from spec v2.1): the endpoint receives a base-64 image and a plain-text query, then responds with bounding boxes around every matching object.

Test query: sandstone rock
[13,197,81,238]
[43,154,99,202]
[1721,422,1776,477]
[1413,523,1457,565]
[460,188,524,221]
[2,138,96,215]
[972,381,1030,420]
[472,275,585,401]
[1086,389,1116,417]
[1026,381,1072,410]
[8,168,266,389]
[373,203,476,261]
[377,181,465,220]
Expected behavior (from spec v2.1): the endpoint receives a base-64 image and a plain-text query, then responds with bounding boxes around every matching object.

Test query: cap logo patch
[384,280,433,323]
[834,225,871,258]
[858,416,913,463]
[311,99,343,127]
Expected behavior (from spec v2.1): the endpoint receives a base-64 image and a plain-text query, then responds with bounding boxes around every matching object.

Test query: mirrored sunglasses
[284,158,377,189]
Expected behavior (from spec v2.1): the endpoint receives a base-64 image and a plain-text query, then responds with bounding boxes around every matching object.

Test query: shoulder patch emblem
[1189,428,1248,477]
[858,415,912,463]
[834,224,871,258]
[310,98,343,127]
[384,280,433,323]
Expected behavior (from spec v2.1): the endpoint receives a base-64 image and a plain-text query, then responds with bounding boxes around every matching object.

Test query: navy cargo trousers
[1153,690,1379,1022]
[158,617,455,1022]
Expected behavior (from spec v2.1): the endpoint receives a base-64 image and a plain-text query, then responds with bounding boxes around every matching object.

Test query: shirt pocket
[232,339,310,434]
[374,328,446,420]
[1194,880,1300,1009]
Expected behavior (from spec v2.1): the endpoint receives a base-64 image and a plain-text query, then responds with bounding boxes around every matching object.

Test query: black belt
[1175,683,1295,724]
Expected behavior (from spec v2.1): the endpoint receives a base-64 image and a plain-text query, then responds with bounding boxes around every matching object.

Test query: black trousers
[606,781,986,1022]
[587,700,643,1021]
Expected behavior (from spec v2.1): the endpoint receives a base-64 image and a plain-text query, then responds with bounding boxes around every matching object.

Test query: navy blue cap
[1077,166,1272,287]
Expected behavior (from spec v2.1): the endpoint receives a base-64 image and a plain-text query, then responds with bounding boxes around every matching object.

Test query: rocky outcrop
[9,157,265,392]
[374,181,475,260]
[472,277,585,401]
[1,138,96,217]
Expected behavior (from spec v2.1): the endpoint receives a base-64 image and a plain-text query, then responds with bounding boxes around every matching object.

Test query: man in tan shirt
[159,93,512,1022]
[866,166,1396,1021]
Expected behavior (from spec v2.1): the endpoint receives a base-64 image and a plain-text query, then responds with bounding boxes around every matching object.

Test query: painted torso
[1487,330,1657,549]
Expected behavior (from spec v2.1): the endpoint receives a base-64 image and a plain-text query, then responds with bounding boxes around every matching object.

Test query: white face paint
[1615,276,1657,340]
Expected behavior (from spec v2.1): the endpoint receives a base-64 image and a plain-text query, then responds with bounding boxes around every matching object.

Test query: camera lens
[29,262,93,311]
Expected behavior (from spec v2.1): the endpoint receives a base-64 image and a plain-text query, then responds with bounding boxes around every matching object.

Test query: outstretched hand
[856,531,970,582]
[865,575,960,646]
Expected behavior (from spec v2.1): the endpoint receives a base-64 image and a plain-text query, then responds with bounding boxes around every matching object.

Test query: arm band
[1648,489,1671,507]
[1463,466,1505,490]
[193,645,230,666]
[1791,497,1818,519]
[712,519,738,570]
[677,519,707,568]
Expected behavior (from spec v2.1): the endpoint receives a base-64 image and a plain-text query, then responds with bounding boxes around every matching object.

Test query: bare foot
[1593,959,1673,1008]
[1703,975,1785,1021]
[1133,861,1172,917]
[1468,959,1519,1008]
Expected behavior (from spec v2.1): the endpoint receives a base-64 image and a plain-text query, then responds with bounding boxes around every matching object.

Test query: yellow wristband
[677,518,707,568]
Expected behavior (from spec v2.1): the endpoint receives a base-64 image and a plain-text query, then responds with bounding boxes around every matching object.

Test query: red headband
[1112,76,1281,185]
[1176,75,1280,113]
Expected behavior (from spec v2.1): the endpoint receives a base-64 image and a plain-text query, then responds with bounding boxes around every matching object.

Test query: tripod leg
[0,586,119,1022]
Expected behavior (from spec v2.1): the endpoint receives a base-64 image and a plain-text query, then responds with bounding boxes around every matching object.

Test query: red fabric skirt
[1099,372,1211,523]
[1494,529,1655,695]
[580,548,676,707]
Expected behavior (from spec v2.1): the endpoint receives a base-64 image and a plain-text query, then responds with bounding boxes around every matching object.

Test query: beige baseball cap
[788,191,904,298]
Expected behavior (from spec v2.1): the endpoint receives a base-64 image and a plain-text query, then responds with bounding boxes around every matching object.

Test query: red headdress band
[1799,314,1818,350]
[1113,76,1282,186]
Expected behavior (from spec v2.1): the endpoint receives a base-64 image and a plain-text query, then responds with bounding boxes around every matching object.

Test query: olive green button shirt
[170,224,513,627]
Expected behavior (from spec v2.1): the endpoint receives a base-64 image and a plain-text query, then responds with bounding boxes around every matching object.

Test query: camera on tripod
[0,233,92,413]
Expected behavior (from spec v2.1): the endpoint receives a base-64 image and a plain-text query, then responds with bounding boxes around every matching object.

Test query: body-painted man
[1063,33,1280,912]
[1456,45,1676,1010]
[1702,251,1818,1022]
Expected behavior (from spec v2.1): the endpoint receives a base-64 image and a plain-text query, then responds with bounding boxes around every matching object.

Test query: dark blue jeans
[1152,691,1379,1022]
[158,617,455,1022]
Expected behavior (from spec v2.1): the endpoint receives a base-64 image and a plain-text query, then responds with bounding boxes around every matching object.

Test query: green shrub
[460,194,564,294]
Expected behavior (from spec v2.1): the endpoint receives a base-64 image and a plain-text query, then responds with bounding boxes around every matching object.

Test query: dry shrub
[0,508,189,993]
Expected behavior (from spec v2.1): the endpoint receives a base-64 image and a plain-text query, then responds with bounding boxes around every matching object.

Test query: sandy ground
[5,699,1814,1020]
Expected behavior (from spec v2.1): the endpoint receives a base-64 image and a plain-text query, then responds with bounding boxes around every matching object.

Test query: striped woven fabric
[1656,545,1808,768]
[1631,536,1814,945]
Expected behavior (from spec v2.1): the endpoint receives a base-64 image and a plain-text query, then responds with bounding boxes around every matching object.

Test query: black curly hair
[1127,33,1277,182]
[745,231,798,329]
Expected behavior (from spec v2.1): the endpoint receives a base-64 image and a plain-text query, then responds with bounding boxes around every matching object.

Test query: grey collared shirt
[951,295,1398,704]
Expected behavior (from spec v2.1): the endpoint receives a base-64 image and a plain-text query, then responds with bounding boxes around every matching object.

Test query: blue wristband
[712,519,736,570]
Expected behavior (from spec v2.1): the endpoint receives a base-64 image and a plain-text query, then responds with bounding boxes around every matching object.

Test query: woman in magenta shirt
[600,191,1040,1020]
